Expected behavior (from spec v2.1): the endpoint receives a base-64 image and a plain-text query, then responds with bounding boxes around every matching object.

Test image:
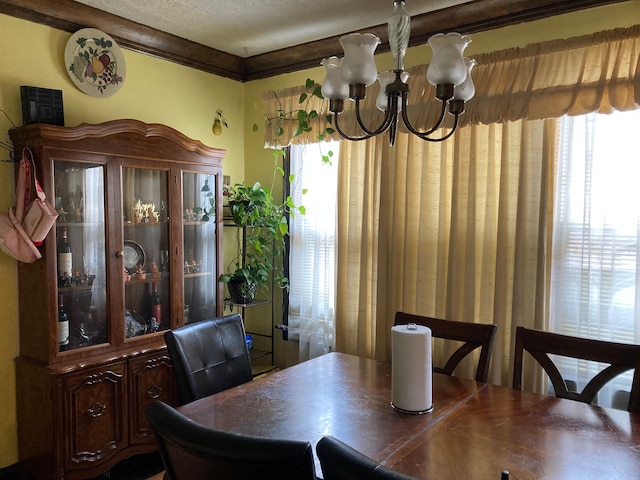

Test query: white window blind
[550,109,640,408]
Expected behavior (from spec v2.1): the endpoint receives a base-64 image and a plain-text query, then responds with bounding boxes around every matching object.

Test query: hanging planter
[229,200,256,226]
[227,277,258,305]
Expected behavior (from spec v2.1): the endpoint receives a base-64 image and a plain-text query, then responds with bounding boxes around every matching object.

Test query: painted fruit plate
[65,28,126,97]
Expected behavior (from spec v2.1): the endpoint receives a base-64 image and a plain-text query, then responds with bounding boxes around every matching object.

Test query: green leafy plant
[221,79,333,303]
[253,78,335,164]
[219,182,292,302]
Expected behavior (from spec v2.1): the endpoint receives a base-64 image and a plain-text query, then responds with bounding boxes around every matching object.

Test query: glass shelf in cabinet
[184,271,213,279]
[124,274,168,285]
[124,221,168,227]
[183,220,215,226]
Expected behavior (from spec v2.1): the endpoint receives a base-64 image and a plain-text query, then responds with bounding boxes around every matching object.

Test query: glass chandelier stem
[388,0,410,71]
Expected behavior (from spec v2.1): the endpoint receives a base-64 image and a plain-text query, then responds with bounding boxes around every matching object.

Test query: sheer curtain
[288,142,339,361]
[550,109,640,407]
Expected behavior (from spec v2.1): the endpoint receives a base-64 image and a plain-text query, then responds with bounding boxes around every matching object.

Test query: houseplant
[220,79,334,304]
[219,181,290,304]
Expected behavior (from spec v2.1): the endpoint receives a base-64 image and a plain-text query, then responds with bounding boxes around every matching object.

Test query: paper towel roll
[391,323,433,414]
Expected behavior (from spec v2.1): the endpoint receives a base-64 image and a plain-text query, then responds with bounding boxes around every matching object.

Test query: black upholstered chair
[513,326,640,413]
[394,312,498,382]
[316,436,417,480]
[164,314,253,405]
[146,401,316,480]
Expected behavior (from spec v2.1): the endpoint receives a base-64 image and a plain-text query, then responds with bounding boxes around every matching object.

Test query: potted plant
[219,182,290,304]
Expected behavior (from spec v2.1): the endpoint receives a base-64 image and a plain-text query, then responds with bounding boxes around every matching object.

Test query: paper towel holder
[390,322,434,414]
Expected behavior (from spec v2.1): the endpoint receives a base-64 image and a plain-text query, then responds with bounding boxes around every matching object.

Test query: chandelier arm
[333,113,372,142]
[354,98,395,137]
[424,114,460,142]
[400,94,449,138]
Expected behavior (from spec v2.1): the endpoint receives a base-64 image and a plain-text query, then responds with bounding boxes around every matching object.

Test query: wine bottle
[58,228,73,279]
[58,294,69,352]
[150,282,161,329]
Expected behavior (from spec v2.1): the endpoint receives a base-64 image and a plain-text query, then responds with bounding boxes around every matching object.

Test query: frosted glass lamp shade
[321,57,349,100]
[339,33,380,86]
[426,32,471,86]
[453,58,477,101]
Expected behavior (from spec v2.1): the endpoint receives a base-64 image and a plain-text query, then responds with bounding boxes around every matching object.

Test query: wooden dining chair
[394,312,498,382]
[316,436,417,480]
[146,401,316,480]
[513,326,640,413]
[164,314,253,405]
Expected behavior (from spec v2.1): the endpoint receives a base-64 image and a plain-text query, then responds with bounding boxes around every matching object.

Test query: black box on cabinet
[20,86,64,126]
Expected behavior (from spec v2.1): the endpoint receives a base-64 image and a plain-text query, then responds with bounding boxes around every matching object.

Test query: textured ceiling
[72,0,470,58]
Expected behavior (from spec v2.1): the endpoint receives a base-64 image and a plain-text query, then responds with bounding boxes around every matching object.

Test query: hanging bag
[0,148,58,263]
[20,148,58,245]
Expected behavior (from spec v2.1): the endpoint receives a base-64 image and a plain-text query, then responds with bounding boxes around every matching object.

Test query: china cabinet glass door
[182,171,219,324]
[55,160,107,350]
[122,167,170,338]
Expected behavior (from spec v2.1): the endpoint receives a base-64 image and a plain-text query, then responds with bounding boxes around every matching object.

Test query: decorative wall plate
[64,28,126,97]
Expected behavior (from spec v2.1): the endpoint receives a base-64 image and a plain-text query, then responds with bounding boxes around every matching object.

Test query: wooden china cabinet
[9,120,225,479]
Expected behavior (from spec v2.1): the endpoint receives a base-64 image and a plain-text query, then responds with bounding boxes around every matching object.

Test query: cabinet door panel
[129,351,176,444]
[55,160,109,352]
[62,362,127,470]
[122,167,170,338]
[182,171,220,323]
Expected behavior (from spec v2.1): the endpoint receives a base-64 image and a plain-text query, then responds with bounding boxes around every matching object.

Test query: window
[550,109,640,408]
[287,142,339,360]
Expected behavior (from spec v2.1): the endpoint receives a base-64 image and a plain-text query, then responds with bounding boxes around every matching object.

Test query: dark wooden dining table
[177,352,640,479]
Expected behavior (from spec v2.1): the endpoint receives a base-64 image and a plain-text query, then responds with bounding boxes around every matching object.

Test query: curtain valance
[262,25,640,147]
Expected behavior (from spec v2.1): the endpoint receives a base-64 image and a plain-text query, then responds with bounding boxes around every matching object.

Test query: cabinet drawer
[61,361,128,471]
[129,351,176,445]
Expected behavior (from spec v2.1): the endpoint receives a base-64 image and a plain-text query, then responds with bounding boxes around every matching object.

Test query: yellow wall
[0,0,638,468]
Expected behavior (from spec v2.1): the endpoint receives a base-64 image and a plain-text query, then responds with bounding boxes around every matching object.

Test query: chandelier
[320,0,476,147]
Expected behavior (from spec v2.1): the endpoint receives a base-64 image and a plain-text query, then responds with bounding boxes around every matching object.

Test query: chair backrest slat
[512,326,640,413]
[394,312,497,383]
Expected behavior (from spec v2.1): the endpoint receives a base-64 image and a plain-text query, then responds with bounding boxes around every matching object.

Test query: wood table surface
[177,352,640,479]
[386,382,640,479]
